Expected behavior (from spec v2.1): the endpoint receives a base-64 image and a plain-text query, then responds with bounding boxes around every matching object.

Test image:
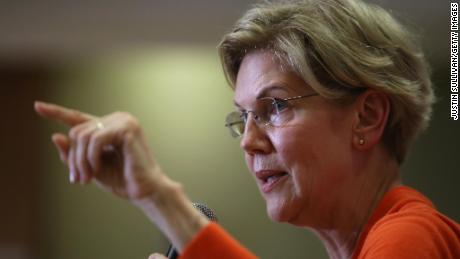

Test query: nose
[240,113,272,155]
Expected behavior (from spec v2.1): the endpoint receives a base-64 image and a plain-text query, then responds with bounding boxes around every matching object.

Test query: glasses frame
[225,92,319,137]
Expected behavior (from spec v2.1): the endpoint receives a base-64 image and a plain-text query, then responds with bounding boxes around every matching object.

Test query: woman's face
[234,50,357,227]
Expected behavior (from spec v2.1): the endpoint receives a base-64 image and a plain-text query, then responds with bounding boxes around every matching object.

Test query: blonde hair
[218,0,434,164]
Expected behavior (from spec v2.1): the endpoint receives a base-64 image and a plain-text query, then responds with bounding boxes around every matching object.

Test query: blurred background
[0,0,457,258]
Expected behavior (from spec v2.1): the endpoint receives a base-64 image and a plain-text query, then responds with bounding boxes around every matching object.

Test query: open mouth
[264,172,288,184]
[256,171,289,193]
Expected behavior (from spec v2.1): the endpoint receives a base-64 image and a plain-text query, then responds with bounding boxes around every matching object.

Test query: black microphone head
[192,202,218,222]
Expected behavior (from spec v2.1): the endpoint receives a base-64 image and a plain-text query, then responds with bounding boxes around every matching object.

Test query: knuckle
[70,109,82,119]
[79,131,91,142]
[69,127,79,139]
[112,111,141,130]
[113,111,130,119]
[127,117,140,130]
[118,112,141,131]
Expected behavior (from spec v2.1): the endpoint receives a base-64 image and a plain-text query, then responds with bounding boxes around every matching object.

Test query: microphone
[166,203,218,259]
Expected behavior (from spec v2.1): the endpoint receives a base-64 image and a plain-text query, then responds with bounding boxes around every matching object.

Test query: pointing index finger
[34,101,96,127]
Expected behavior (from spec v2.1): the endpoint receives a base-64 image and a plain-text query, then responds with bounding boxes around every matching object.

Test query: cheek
[270,126,320,195]
[270,111,353,195]
[270,123,326,172]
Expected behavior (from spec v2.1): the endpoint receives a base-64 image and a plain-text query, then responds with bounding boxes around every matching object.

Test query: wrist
[132,174,209,251]
[131,173,180,211]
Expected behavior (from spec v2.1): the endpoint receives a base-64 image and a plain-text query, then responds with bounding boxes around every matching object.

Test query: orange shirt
[353,186,460,259]
[180,222,257,259]
[180,186,460,258]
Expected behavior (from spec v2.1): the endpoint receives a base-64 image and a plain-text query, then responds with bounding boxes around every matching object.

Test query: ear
[352,90,390,150]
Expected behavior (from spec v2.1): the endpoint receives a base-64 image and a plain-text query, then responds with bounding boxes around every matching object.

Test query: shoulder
[359,207,460,259]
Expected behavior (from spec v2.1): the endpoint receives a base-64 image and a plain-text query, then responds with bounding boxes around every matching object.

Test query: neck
[312,148,401,259]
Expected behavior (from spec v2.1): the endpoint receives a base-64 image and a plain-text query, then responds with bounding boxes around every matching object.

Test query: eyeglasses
[225,93,319,137]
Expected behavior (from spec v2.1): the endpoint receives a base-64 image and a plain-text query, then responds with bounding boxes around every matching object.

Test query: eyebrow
[233,85,289,108]
[256,85,289,99]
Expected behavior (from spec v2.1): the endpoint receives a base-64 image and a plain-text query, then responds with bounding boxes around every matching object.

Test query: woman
[35,0,460,258]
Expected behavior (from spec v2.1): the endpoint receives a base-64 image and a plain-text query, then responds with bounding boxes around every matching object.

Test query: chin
[265,195,310,226]
[266,200,291,223]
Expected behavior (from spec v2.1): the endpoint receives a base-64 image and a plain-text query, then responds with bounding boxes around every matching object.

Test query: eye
[272,98,289,113]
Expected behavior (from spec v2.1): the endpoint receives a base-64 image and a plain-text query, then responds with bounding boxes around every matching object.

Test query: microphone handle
[166,244,178,259]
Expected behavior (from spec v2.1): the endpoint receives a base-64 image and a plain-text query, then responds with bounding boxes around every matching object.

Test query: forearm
[132,174,209,252]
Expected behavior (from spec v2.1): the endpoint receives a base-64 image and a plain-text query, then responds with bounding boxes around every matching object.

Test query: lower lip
[261,174,288,193]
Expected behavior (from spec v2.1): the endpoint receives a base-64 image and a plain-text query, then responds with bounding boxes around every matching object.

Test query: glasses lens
[225,111,245,137]
[259,97,291,126]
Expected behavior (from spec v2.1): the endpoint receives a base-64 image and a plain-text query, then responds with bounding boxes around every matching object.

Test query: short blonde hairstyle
[218,0,434,164]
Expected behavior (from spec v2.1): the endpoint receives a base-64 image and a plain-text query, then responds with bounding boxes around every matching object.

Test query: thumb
[148,253,168,259]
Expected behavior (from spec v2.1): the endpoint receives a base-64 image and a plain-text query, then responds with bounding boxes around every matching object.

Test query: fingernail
[69,171,75,183]
[34,101,46,109]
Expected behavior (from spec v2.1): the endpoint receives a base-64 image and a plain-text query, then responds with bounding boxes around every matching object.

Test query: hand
[35,101,209,252]
[34,101,164,200]
[148,253,168,259]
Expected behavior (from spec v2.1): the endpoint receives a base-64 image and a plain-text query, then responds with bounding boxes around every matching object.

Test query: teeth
[267,176,277,184]
[266,173,286,184]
